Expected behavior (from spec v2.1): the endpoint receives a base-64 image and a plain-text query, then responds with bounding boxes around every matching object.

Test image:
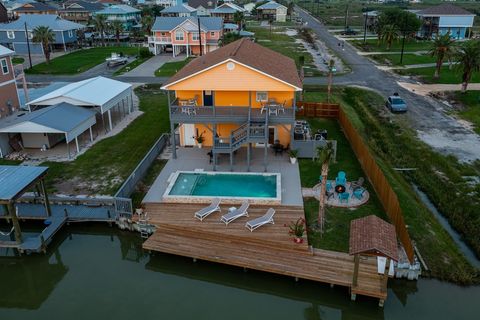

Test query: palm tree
[429,34,457,78]
[316,142,334,234]
[33,26,54,64]
[233,11,244,30]
[110,20,124,44]
[93,14,108,47]
[141,15,153,35]
[380,24,399,50]
[455,40,480,93]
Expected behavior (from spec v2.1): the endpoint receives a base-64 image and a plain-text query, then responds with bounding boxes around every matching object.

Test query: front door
[183,124,196,146]
[203,90,213,106]
[268,127,276,145]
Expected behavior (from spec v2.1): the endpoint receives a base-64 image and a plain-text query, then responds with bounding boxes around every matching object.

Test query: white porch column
[75,136,80,153]
[173,45,176,57]
[89,127,93,142]
[107,110,113,131]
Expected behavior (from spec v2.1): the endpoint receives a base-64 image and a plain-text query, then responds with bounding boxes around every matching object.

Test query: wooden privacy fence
[297,101,415,263]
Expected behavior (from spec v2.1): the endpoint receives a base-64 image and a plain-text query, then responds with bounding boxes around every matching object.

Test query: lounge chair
[245,208,275,232]
[194,198,221,221]
[221,200,249,225]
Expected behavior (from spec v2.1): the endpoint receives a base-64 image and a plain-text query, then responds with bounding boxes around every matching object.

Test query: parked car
[386,93,407,112]
[341,28,357,35]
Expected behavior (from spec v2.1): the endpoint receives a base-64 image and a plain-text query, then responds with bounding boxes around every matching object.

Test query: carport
[0,103,96,158]
[26,76,133,133]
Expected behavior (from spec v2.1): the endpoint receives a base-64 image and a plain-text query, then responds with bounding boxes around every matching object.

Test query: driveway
[121,54,185,77]
[296,6,480,163]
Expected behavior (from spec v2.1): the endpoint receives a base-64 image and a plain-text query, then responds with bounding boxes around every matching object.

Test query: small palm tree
[33,26,54,64]
[380,24,399,50]
[316,142,334,234]
[455,40,480,93]
[141,15,153,35]
[429,34,457,78]
[110,20,124,44]
[93,14,108,47]
[233,11,244,30]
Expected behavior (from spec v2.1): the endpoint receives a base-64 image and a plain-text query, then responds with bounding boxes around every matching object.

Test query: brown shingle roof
[349,215,398,261]
[418,4,474,16]
[163,38,302,89]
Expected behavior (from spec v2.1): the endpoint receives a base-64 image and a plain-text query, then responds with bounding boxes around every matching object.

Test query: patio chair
[194,198,221,221]
[339,192,350,203]
[353,188,366,200]
[245,208,275,232]
[260,103,268,114]
[221,200,249,225]
[277,100,286,114]
[336,171,346,186]
[350,177,365,190]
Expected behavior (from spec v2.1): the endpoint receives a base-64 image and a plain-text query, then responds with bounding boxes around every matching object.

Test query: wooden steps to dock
[143,202,387,301]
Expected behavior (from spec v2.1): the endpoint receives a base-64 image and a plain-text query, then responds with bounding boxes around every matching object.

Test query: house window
[68,30,73,37]
[192,32,199,41]
[7,31,15,39]
[256,91,268,102]
[27,31,33,39]
[175,30,184,41]
[0,59,9,75]
[210,32,215,36]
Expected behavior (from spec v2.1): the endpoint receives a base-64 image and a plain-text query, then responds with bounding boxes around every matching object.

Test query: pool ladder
[137,211,150,239]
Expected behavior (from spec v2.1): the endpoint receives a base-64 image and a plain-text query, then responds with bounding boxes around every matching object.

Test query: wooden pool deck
[142,202,388,303]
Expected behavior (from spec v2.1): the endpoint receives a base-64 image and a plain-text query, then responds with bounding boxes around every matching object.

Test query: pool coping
[162,170,282,205]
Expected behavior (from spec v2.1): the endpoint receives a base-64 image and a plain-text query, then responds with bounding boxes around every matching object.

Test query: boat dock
[142,203,389,305]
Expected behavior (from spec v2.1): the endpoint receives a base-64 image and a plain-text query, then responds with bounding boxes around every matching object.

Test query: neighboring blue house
[415,4,475,40]
[160,4,197,17]
[94,5,141,31]
[0,14,85,54]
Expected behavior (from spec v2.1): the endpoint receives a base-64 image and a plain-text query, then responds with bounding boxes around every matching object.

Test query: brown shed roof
[418,4,474,16]
[162,38,303,89]
[349,215,398,261]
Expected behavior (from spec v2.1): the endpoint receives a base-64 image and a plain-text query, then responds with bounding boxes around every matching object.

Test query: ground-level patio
[143,146,303,206]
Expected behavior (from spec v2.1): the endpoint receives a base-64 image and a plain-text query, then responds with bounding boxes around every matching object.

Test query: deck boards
[143,202,388,301]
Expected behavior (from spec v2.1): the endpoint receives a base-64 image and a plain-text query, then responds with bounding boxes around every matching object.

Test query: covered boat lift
[26,76,133,133]
[0,103,97,158]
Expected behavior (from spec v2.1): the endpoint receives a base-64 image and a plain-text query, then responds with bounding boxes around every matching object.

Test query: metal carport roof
[0,165,48,202]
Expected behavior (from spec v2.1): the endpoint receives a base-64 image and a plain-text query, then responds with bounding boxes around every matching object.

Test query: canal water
[0,225,478,320]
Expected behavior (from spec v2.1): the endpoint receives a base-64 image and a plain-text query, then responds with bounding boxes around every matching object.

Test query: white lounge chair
[245,208,275,232]
[220,200,249,225]
[194,198,221,221]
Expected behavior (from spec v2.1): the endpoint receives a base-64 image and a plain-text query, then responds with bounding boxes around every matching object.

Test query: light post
[400,13,407,64]
[327,60,336,103]
[363,7,369,44]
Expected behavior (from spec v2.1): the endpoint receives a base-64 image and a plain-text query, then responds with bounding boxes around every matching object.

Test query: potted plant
[194,133,205,148]
[288,218,306,243]
[289,149,299,164]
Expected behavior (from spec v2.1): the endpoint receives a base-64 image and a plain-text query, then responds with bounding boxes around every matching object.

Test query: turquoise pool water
[168,172,278,198]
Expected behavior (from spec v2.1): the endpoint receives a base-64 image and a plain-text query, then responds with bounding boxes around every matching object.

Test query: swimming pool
[163,171,281,204]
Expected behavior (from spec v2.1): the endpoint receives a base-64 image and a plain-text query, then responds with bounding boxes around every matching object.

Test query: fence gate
[114,197,133,218]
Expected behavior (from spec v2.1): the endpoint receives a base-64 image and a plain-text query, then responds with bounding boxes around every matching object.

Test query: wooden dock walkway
[142,202,388,303]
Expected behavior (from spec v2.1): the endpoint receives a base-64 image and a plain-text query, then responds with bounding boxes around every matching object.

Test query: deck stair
[138,211,150,239]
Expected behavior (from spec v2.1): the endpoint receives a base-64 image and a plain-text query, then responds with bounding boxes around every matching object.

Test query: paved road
[296,6,480,163]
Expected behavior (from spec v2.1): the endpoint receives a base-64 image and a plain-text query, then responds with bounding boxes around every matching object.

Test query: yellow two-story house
[161,38,303,170]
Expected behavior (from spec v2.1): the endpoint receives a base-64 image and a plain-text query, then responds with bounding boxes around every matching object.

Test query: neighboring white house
[243,3,256,14]
[415,4,475,39]
[256,1,287,23]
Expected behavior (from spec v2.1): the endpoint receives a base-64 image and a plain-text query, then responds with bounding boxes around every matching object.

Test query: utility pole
[327,60,336,103]
[363,8,368,44]
[197,17,203,56]
[24,22,32,69]
[344,2,349,32]
[400,14,407,64]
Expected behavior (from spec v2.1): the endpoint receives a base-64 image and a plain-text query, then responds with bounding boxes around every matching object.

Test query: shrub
[139,47,153,59]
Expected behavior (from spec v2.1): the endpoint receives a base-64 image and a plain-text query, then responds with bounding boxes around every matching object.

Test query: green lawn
[0,159,21,165]
[451,91,480,134]
[12,57,24,65]
[26,46,140,75]
[41,84,170,195]
[370,53,436,66]
[155,57,193,77]
[396,65,480,84]
[300,85,480,284]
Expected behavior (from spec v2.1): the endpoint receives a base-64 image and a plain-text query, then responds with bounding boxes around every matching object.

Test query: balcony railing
[148,36,172,43]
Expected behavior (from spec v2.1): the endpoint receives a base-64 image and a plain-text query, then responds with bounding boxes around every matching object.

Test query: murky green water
[0,225,478,320]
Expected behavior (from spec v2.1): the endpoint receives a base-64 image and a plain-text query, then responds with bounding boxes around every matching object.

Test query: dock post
[193,258,197,263]
[40,234,46,254]
[379,299,385,307]
[330,283,334,288]
[352,254,359,287]
[350,293,356,301]
[7,203,22,244]
[294,277,299,282]
[40,179,52,217]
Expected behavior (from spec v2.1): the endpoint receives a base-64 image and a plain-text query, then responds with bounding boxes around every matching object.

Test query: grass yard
[41,84,170,195]
[26,46,140,75]
[12,57,24,65]
[450,91,480,134]
[300,85,480,283]
[0,159,21,165]
[352,38,433,53]
[396,65,480,84]
[247,24,322,76]
[155,57,193,77]
[370,53,435,66]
